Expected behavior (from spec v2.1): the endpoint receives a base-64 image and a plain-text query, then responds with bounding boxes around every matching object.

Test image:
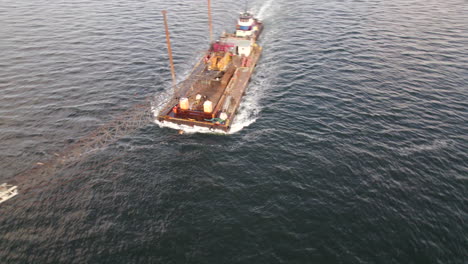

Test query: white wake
[256,0,275,19]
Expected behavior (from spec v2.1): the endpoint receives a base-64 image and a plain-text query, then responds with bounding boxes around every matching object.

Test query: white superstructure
[236,12,257,37]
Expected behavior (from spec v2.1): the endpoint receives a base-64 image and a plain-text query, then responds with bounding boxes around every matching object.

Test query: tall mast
[162,10,177,93]
[207,0,213,43]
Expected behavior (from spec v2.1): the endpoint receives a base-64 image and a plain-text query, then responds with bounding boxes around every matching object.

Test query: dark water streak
[1,0,467,263]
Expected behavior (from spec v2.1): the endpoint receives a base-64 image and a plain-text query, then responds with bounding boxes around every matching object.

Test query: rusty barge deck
[157,10,263,133]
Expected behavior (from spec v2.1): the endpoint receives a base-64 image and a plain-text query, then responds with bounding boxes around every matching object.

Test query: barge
[157,5,263,132]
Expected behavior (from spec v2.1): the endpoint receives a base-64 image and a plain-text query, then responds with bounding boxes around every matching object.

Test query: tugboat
[157,4,263,132]
[0,183,18,204]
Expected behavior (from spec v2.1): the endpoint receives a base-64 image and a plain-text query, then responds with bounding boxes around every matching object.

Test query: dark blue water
[1,0,467,263]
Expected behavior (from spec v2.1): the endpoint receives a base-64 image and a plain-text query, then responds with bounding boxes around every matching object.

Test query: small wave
[399,139,453,156]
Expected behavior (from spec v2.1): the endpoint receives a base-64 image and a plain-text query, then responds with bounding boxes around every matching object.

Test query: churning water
[1,0,467,263]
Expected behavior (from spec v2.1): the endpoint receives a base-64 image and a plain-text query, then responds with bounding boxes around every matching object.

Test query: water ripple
[1,0,467,263]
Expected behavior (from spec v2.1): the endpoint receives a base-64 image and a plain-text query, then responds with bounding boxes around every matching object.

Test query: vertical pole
[162,10,177,92]
[207,0,213,43]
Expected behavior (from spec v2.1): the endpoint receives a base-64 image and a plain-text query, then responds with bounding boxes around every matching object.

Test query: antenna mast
[207,0,213,43]
[162,10,177,93]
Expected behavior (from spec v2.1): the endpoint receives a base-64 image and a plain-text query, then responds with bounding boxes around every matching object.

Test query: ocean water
[0,0,467,263]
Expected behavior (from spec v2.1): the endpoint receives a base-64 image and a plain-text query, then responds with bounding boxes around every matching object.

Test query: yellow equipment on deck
[208,52,231,71]
[217,52,231,71]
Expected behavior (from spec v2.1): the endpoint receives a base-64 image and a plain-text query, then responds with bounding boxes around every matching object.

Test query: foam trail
[155,120,228,135]
[257,0,275,19]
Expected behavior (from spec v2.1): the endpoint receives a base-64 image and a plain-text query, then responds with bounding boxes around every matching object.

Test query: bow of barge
[157,10,263,132]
